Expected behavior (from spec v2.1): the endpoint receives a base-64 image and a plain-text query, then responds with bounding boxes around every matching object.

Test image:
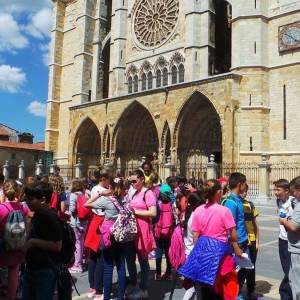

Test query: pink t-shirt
[192,203,235,243]
[130,188,156,210]
[129,188,156,257]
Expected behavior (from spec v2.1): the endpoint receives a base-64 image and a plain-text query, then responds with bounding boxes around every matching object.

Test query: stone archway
[73,118,101,173]
[113,101,159,175]
[174,92,222,177]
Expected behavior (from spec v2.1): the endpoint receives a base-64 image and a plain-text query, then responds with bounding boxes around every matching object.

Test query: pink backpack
[155,202,174,239]
[169,225,186,271]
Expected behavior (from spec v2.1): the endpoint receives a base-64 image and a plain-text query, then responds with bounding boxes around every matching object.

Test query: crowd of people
[0,162,300,300]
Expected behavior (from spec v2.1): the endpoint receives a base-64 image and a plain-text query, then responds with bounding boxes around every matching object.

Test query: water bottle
[279,208,287,218]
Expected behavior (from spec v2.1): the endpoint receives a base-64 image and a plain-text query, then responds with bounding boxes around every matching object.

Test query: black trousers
[245,241,257,295]
[279,238,293,300]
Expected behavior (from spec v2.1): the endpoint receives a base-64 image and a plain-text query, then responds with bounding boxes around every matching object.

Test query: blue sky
[0,0,52,142]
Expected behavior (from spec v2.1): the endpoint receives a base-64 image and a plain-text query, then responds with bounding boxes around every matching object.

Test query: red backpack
[155,202,174,239]
[76,193,92,221]
[50,192,58,210]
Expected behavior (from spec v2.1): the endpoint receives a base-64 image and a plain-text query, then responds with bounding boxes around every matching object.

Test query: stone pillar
[164,156,175,181]
[35,159,44,176]
[74,158,83,179]
[257,154,271,203]
[3,160,9,180]
[49,163,56,175]
[207,154,218,179]
[18,160,25,180]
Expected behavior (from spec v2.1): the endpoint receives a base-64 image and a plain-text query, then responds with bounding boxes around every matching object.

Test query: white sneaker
[93,294,103,300]
[128,289,149,299]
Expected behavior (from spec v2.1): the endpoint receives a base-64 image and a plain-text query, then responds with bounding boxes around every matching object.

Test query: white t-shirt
[278,196,295,240]
[184,212,194,256]
[91,184,108,216]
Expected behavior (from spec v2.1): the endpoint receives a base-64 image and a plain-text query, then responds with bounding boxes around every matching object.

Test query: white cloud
[0,0,51,14]
[0,14,29,52]
[39,42,51,66]
[0,64,26,93]
[26,8,52,39]
[27,101,47,117]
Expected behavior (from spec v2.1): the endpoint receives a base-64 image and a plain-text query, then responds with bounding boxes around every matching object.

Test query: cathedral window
[179,64,185,83]
[156,70,162,88]
[128,76,133,94]
[148,72,153,90]
[142,73,147,91]
[163,68,168,86]
[133,75,138,92]
[171,66,178,84]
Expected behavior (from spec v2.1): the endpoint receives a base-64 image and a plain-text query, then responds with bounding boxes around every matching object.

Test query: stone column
[49,163,56,175]
[35,159,44,176]
[164,156,175,181]
[3,160,9,180]
[257,154,271,203]
[207,154,218,179]
[74,158,83,179]
[18,160,25,180]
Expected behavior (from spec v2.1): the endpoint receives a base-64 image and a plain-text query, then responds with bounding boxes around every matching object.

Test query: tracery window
[141,73,147,91]
[163,68,168,86]
[148,72,153,90]
[171,66,178,84]
[128,76,133,94]
[156,70,162,88]
[133,75,139,92]
[179,64,185,83]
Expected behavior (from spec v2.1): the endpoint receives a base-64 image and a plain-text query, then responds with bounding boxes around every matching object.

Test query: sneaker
[161,273,172,281]
[87,288,96,299]
[128,289,148,299]
[93,295,103,300]
[155,273,162,281]
[69,266,83,274]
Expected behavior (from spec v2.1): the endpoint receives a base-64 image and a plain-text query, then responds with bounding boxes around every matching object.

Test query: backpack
[142,189,161,225]
[155,201,174,239]
[111,197,137,243]
[50,192,58,210]
[60,221,76,267]
[76,193,92,221]
[3,204,26,251]
[169,225,186,271]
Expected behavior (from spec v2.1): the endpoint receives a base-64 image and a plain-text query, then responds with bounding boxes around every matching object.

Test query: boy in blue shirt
[223,172,249,300]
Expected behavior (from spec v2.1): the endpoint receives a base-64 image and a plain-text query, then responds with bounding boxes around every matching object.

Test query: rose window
[133,0,179,49]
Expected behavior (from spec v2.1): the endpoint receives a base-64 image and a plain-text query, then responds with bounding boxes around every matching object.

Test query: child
[69,179,88,273]
[0,180,29,300]
[241,184,260,300]
[280,176,300,300]
[22,181,62,300]
[274,179,294,300]
[223,172,249,300]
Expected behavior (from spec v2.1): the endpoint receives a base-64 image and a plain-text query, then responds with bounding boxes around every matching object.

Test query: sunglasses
[130,180,138,184]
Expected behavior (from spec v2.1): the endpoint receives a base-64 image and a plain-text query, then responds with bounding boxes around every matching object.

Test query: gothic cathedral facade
[46,0,300,176]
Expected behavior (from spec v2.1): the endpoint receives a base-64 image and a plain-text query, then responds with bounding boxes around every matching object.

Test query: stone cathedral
[46,0,300,176]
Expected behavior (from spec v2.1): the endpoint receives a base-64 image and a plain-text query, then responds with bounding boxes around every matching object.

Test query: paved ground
[72,201,283,300]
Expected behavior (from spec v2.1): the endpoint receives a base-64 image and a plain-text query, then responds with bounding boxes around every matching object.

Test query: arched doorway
[74,118,101,176]
[175,92,222,178]
[113,101,159,175]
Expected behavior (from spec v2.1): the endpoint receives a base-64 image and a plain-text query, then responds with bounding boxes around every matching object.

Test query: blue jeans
[88,250,104,294]
[155,238,171,275]
[279,238,293,300]
[125,241,150,290]
[103,242,126,300]
[22,267,57,300]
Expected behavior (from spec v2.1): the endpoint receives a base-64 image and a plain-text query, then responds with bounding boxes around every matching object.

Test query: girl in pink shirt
[126,169,157,300]
[0,180,29,300]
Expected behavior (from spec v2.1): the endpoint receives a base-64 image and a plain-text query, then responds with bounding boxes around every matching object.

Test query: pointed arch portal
[74,118,101,170]
[174,92,222,176]
[113,101,159,174]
